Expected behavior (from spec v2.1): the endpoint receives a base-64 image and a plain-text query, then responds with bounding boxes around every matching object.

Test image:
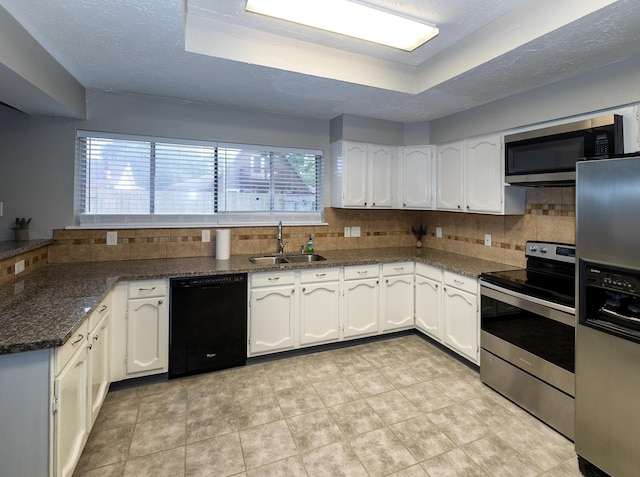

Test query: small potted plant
[12,217,32,242]
[411,224,426,248]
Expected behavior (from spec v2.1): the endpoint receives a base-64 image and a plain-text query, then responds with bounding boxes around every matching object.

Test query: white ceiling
[1,0,640,122]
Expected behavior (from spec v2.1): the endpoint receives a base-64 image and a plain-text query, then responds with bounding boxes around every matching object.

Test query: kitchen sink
[284,254,327,263]
[248,254,327,265]
[249,256,289,265]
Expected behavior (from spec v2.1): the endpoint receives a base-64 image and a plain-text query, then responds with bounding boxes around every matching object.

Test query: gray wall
[0,90,329,240]
[430,54,640,144]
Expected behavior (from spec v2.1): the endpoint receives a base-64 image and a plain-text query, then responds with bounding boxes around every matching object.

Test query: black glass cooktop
[481,258,575,308]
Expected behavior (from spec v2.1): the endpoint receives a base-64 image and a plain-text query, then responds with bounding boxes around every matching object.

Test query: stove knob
[540,247,548,254]
[529,245,537,252]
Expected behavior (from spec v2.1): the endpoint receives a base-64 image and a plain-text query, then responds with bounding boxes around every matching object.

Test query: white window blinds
[75,131,324,227]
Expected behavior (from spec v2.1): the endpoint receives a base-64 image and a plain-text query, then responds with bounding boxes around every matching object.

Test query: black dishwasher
[169,274,247,379]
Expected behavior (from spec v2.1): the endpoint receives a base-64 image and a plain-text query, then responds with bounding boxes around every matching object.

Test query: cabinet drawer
[382,262,414,276]
[128,280,167,299]
[55,320,89,375]
[344,264,379,280]
[88,300,110,331]
[415,262,442,281]
[300,268,340,283]
[443,271,478,295]
[251,271,296,288]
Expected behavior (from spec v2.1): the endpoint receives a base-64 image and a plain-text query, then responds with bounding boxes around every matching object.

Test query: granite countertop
[0,247,517,356]
[0,239,53,261]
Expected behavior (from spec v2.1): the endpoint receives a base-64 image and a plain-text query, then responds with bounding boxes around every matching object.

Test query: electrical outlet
[344,226,351,238]
[485,234,492,246]
[202,230,211,243]
[106,231,118,246]
[436,227,443,238]
[15,260,25,275]
[351,226,361,238]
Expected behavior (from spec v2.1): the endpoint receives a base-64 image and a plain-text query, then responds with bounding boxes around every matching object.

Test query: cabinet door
[54,346,89,477]
[343,278,379,338]
[342,142,368,207]
[436,142,464,210]
[299,281,340,346]
[466,135,503,213]
[369,144,393,208]
[415,274,442,340]
[401,146,433,209]
[382,275,414,331]
[250,286,296,354]
[443,286,478,363]
[126,296,168,375]
[89,313,110,426]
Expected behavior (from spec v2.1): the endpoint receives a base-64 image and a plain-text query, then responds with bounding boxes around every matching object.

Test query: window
[75,131,324,226]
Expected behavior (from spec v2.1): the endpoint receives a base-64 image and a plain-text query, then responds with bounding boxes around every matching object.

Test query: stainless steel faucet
[276,221,287,254]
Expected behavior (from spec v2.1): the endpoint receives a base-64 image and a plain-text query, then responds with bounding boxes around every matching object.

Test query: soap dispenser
[306,234,314,254]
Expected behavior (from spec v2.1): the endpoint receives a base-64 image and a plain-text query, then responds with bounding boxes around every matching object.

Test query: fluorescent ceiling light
[245,0,439,52]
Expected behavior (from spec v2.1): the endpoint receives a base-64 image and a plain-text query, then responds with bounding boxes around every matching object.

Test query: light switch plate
[202,230,211,242]
[106,231,118,246]
[15,260,25,275]
[351,226,361,238]
[436,227,443,238]
[344,226,351,238]
[484,234,492,246]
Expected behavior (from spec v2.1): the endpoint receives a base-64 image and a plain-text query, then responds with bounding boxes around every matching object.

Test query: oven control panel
[585,265,640,296]
[526,241,575,263]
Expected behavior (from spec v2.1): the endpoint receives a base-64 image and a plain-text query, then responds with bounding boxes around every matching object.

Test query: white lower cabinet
[88,309,110,427]
[53,333,89,477]
[381,262,414,332]
[53,292,112,477]
[442,271,479,364]
[299,269,341,346]
[125,280,168,378]
[249,271,296,355]
[415,263,442,340]
[343,264,380,339]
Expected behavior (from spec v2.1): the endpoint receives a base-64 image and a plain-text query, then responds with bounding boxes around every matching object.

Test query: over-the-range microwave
[505,114,624,186]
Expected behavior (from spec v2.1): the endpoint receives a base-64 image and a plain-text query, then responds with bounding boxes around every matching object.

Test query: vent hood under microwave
[505,114,624,186]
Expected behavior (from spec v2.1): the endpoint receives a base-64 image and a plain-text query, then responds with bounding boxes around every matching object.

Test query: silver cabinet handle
[394,267,404,272]
[316,273,326,277]
[357,270,368,276]
[138,287,156,292]
[268,277,280,281]
[454,279,464,285]
[72,334,84,345]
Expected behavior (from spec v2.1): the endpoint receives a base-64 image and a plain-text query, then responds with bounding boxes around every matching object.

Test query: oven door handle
[481,281,576,327]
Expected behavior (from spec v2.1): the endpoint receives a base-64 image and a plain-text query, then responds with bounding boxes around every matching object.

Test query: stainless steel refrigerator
[576,156,640,477]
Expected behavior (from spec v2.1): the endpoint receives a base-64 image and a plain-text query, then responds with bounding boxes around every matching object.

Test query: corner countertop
[0,239,53,261]
[0,247,518,356]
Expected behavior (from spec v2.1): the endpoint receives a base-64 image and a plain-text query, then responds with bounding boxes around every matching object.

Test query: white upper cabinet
[436,141,464,211]
[331,140,395,208]
[399,145,435,209]
[436,135,525,215]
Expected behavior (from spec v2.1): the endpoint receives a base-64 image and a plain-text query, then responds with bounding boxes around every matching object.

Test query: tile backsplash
[47,187,575,268]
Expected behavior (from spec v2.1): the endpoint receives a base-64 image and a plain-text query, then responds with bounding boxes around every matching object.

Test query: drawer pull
[93,334,99,341]
[87,343,93,350]
[357,271,368,276]
[268,277,280,281]
[454,279,464,285]
[71,334,84,345]
[316,273,326,277]
[98,305,108,313]
[395,267,404,272]
[138,286,156,292]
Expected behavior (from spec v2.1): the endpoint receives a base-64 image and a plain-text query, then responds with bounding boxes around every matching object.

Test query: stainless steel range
[480,241,576,440]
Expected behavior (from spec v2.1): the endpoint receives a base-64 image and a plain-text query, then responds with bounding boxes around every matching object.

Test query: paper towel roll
[216,229,231,260]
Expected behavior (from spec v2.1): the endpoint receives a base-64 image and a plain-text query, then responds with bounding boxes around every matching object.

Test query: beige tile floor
[73,335,582,477]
